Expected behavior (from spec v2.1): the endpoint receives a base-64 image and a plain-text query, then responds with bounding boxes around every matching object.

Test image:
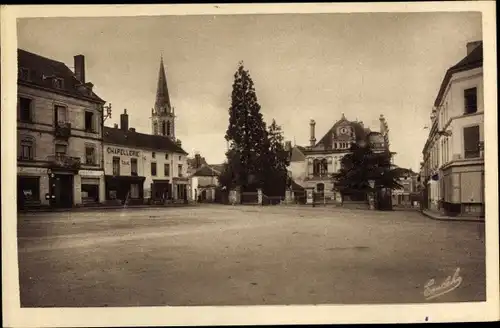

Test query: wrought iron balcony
[47,154,81,170]
[54,122,71,139]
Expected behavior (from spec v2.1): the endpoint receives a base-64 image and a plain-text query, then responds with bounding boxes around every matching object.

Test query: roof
[290,179,305,191]
[314,115,372,150]
[191,164,221,177]
[290,146,306,162]
[103,126,188,154]
[154,57,172,113]
[17,49,105,104]
[209,164,225,173]
[434,42,483,107]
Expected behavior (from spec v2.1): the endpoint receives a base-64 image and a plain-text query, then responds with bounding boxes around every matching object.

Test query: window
[20,138,34,160]
[178,155,181,161]
[131,158,138,175]
[464,88,478,114]
[167,121,171,136]
[53,78,64,89]
[54,105,67,124]
[85,111,94,132]
[55,144,67,156]
[19,97,32,122]
[85,145,96,165]
[178,164,183,177]
[151,162,157,176]
[165,153,169,160]
[164,163,170,176]
[18,68,30,81]
[152,152,156,159]
[464,125,480,158]
[162,121,166,135]
[18,176,40,202]
[112,156,120,176]
[130,184,140,199]
[313,159,328,177]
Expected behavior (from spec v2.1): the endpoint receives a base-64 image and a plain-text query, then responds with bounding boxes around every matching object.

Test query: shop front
[173,177,189,201]
[152,179,172,202]
[105,175,145,205]
[79,170,105,205]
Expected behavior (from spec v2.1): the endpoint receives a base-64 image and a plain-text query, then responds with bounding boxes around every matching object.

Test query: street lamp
[103,103,112,122]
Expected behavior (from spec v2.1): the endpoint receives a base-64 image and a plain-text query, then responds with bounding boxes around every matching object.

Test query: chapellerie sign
[106,147,140,157]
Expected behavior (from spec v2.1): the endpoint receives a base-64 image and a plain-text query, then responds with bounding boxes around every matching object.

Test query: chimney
[466,41,482,55]
[120,109,129,131]
[129,127,136,132]
[74,55,85,83]
[195,153,201,169]
[175,139,182,147]
[285,140,292,152]
[379,114,386,134]
[113,123,118,129]
[309,119,316,147]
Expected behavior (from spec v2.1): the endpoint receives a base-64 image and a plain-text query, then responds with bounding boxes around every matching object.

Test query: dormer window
[53,78,64,89]
[18,68,30,81]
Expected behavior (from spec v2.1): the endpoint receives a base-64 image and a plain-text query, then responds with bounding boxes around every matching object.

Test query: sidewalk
[421,209,484,223]
[18,203,198,214]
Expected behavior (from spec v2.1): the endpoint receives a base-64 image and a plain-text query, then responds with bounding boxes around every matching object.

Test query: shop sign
[106,147,140,157]
[79,170,104,177]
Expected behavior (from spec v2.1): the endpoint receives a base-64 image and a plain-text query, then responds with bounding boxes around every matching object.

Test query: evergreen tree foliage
[263,119,291,197]
[224,62,268,192]
[334,143,403,197]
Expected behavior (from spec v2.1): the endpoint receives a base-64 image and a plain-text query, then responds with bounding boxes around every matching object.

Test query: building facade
[287,113,392,203]
[102,57,189,204]
[17,49,107,209]
[103,110,188,204]
[421,41,484,217]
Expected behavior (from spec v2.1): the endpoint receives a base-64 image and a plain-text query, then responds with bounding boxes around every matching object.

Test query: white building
[103,110,188,204]
[287,113,392,203]
[422,40,484,217]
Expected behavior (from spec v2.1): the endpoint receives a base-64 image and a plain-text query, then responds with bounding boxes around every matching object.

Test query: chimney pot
[74,55,85,83]
[113,123,118,128]
[129,127,136,132]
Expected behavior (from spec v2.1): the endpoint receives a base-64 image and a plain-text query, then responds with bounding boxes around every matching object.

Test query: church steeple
[154,56,172,114]
[151,55,176,141]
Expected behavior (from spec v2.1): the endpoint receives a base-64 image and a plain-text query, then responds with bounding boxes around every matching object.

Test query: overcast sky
[17,12,482,171]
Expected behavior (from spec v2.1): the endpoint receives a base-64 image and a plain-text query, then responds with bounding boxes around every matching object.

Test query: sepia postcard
[1,2,499,327]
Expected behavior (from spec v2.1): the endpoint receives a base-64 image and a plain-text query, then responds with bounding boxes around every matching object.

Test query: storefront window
[18,176,40,202]
[130,184,140,199]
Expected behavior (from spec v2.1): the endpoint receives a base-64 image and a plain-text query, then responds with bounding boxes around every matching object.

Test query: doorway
[52,174,74,208]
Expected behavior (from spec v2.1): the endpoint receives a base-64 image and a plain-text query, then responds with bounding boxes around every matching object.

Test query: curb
[420,210,484,223]
[18,204,198,214]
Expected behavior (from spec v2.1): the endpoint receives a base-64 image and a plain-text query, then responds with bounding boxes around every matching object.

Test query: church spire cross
[154,55,172,113]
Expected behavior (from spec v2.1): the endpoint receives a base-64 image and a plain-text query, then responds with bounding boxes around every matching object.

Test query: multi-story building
[17,49,107,209]
[102,57,189,204]
[422,40,484,217]
[287,113,391,203]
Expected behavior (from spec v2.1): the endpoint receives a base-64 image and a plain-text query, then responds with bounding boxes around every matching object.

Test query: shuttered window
[463,125,480,158]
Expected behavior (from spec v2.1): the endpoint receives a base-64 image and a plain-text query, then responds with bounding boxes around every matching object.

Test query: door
[54,174,73,208]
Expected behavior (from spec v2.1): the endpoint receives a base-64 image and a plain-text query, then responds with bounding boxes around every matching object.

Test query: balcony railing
[47,154,81,170]
[54,122,71,139]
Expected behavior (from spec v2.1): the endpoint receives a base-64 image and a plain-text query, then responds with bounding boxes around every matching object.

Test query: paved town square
[18,205,485,307]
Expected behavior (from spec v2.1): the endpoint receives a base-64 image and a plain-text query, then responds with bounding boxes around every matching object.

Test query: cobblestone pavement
[17,205,486,307]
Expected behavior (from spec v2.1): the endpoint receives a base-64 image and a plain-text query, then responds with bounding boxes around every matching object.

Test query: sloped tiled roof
[104,126,188,154]
[17,49,105,104]
[434,42,483,106]
[315,117,369,150]
[290,146,306,162]
[209,164,225,173]
[192,164,221,177]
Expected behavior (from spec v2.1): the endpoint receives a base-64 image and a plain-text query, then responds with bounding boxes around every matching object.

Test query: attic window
[53,78,64,89]
[18,68,30,81]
